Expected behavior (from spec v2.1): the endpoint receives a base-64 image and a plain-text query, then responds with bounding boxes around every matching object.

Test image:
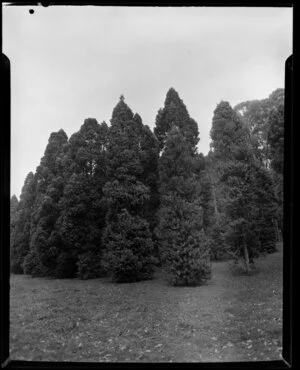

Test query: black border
[282,55,293,368]
[1,47,11,370]
[1,2,294,369]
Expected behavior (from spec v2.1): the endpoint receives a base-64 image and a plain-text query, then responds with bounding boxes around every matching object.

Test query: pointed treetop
[133,113,143,128]
[210,100,251,160]
[165,87,182,107]
[154,88,199,150]
[119,94,125,101]
[111,95,134,127]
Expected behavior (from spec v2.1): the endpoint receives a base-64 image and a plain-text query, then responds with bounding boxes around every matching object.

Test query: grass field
[9,243,283,362]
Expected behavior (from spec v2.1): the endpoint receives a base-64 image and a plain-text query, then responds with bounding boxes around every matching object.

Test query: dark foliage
[57,119,109,278]
[102,209,155,283]
[210,101,278,272]
[11,87,283,283]
[155,91,211,286]
[28,130,68,276]
[154,88,199,150]
[76,252,104,280]
[10,172,36,273]
[102,96,155,282]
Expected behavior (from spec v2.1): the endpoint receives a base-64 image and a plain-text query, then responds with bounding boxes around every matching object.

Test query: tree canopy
[11,87,284,281]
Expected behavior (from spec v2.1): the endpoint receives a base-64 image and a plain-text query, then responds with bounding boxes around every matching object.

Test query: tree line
[10,87,284,285]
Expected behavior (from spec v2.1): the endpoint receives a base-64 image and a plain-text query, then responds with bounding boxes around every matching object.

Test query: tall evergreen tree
[10,195,19,217]
[198,161,215,231]
[57,119,109,279]
[201,152,230,261]
[10,173,36,274]
[155,90,211,286]
[154,87,199,150]
[10,195,19,235]
[102,96,155,283]
[210,101,252,161]
[210,101,278,272]
[129,113,160,230]
[24,130,69,277]
[234,89,284,240]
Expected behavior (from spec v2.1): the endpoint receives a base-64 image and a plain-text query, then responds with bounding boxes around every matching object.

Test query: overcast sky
[3,5,292,198]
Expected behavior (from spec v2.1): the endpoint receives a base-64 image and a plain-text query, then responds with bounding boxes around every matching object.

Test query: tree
[198,163,215,231]
[155,90,211,286]
[10,173,36,274]
[154,87,199,150]
[27,129,69,277]
[102,96,155,282]
[57,119,109,279]
[210,101,278,273]
[221,161,277,272]
[210,101,252,162]
[234,88,284,168]
[10,195,19,236]
[132,114,160,231]
[10,195,18,218]
[234,90,284,240]
[268,103,284,174]
[102,209,155,283]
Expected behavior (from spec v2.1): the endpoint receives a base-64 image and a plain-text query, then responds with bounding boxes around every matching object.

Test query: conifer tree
[210,101,278,272]
[234,89,284,240]
[10,195,18,218]
[24,130,69,277]
[154,88,199,150]
[155,90,211,286]
[57,119,109,279]
[10,173,36,273]
[102,96,155,282]
[201,152,229,261]
[10,195,19,237]
[132,113,160,231]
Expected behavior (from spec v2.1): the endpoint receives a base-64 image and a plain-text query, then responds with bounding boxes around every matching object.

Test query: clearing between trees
[10,242,283,363]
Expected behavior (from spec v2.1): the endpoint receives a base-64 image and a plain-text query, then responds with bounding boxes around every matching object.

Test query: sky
[3,5,292,199]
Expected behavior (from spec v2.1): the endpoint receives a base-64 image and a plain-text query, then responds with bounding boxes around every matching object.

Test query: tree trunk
[243,239,250,274]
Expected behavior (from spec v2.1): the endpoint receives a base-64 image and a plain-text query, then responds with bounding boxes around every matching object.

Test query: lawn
[9,243,283,362]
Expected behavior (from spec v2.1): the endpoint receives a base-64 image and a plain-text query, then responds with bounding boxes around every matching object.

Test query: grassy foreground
[9,243,283,362]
